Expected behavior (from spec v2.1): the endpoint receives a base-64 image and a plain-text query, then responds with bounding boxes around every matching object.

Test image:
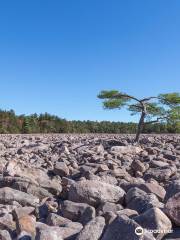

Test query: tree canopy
[98,91,180,141]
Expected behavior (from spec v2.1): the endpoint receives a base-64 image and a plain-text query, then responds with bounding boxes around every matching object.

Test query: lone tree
[98,91,180,142]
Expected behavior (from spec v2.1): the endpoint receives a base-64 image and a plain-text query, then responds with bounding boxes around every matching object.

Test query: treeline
[0,109,179,134]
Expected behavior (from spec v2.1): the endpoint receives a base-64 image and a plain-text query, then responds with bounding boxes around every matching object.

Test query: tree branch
[145,116,168,125]
[140,96,159,102]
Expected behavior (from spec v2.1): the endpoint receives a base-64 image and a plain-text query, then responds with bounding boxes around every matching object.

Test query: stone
[0,213,15,233]
[111,146,142,154]
[68,180,125,207]
[131,160,146,173]
[101,215,155,240]
[16,215,36,238]
[117,209,138,218]
[165,192,180,226]
[164,180,180,202]
[75,216,105,240]
[121,181,166,201]
[0,187,39,207]
[0,230,12,240]
[97,202,123,215]
[12,207,35,220]
[134,207,172,240]
[36,228,63,240]
[144,166,176,182]
[61,200,95,225]
[58,221,83,239]
[46,213,71,226]
[53,162,69,177]
[126,187,162,214]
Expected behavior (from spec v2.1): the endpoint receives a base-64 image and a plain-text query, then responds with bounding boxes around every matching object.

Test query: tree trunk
[135,108,146,143]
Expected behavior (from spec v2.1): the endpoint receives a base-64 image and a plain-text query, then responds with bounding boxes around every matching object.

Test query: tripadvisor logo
[135,227,173,236]
[135,227,144,236]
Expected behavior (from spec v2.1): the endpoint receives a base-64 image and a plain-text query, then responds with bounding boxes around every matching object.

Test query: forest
[0,109,179,134]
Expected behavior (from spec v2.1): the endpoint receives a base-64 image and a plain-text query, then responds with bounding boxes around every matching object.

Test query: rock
[117,209,138,218]
[0,230,11,240]
[0,134,179,239]
[97,164,109,172]
[163,152,176,161]
[131,160,146,173]
[58,221,83,239]
[126,187,162,214]
[121,180,166,201]
[144,166,176,182]
[46,213,71,226]
[97,202,123,215]
[16,215,36,238]
[68,180,125,207]
[134,207,172,240]
[61,200,95,225]
[165,192,180,226]
[53,162,69,177]
[150,160,169,168]
[101,215,155,240]
[12,207,35,219]
[36,228,63,240]
[0,213,15,233]
[164,180,180,202]
[75,216,105,240]
[111,146,142,154]
[0,187,39,206]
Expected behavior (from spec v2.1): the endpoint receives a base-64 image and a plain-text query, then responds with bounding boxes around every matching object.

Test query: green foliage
[98,90,131,109]
[168,106,180,122]
[0,108,179,134]
[103,99,127,109]
[159,92,180,106]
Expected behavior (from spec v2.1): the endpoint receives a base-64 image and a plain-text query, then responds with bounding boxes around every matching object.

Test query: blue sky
[0,0,180,122]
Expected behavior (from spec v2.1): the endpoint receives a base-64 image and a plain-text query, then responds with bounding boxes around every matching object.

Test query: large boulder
[121,180,166,201]
[0,187,39,206]
[53,162,70,177]
[75,216,105,240]
[60,200,95,225]
[68,180,125,207]
[164,192,180,226]
[101,215,155,240]
[126,187,162,214]
[134,207,172,240]
[164,180,180,202]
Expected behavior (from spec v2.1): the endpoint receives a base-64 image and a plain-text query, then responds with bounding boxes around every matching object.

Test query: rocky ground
[0,134,179,240]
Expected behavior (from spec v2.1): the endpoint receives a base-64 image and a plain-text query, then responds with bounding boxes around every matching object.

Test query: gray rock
[134,207,172,240]
[68,180,125,207]
[97,202,123,215]
[36,228,63,240]
[75,216,105,240]
[165,180,180,202]
[53,162,69,177]
[126,187,162,214]
[61,200,95,225]
[101,215,155,240]
[165,192,180,226]
[0,230,12,240]
[0,187,39,206]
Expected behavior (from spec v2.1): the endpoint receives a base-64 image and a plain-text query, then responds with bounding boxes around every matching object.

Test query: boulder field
[0,134,179,240]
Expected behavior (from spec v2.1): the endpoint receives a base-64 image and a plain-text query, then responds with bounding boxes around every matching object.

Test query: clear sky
[0,0,180,122]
